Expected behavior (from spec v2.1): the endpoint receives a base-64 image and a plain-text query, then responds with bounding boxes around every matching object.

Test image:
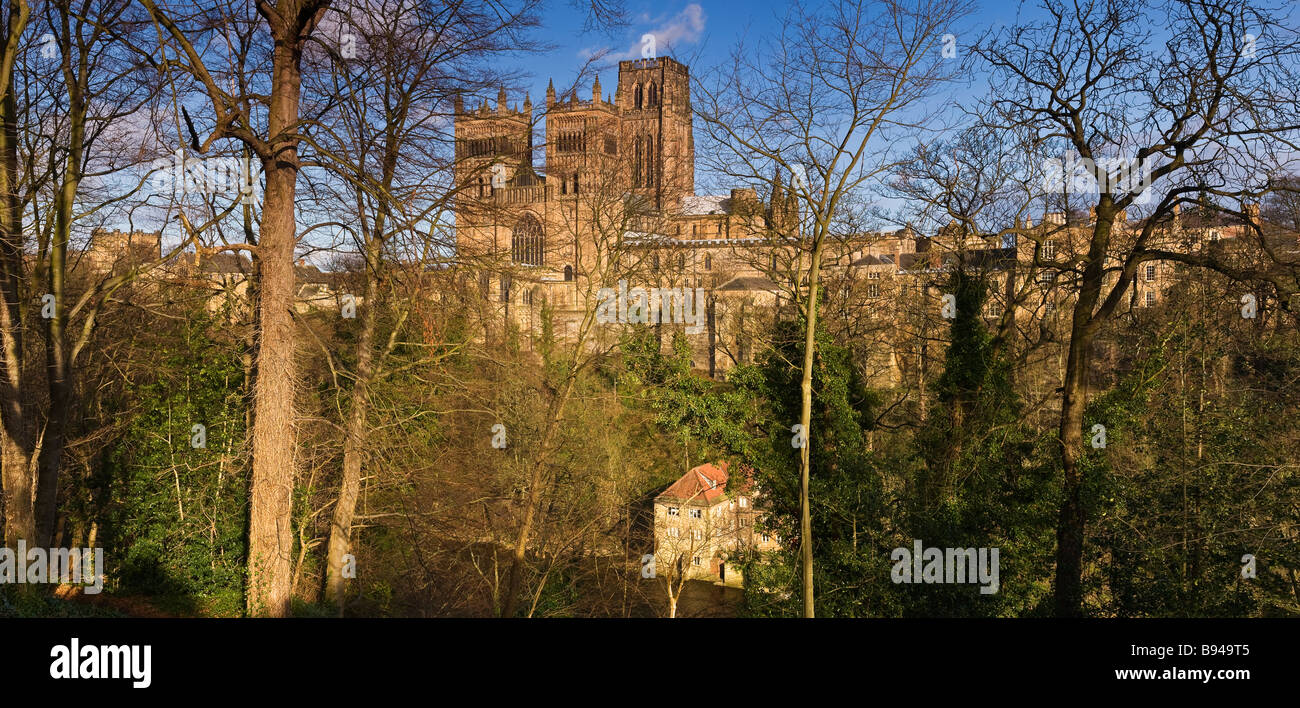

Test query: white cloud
[587,3,706,62]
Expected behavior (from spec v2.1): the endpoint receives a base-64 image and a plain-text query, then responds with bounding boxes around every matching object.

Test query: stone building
[452,56,794,375]
[652,461,779,586]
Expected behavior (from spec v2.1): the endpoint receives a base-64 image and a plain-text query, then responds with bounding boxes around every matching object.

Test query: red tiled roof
[657,461,755,505]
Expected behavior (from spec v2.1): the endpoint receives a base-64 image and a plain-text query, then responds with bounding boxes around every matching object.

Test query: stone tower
[614,57,694,210]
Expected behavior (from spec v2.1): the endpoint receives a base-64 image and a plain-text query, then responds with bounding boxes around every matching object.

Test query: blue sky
[507,0,1033,104]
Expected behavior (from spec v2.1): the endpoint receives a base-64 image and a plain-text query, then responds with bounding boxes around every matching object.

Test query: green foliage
[100,311,248,611]
[907,270,1058,617]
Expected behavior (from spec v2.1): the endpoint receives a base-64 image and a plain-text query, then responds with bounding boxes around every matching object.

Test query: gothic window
[644,135,654,187]
[572,173,579,195]
[511,213,544,266]
[633,137,643,188]
[647,82,658,107]
[704,255,712,271]
[500,276,511,303]
[564,265,573,281]
[634,83,643,109]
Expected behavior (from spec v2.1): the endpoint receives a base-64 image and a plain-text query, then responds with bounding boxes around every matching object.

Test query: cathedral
[452,57,793,375]
[451,56,1288,385]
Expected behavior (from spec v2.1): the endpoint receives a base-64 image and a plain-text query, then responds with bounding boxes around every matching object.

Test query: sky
[502,0,1032,106]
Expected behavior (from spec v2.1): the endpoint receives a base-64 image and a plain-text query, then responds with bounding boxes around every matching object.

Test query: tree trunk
[36,36,84,547]
[323,262,378,614]
[1054,216,1112,617]
[797,237,825,618]
[501,374,578,617]
[1055,333,1089,617]
[246,37,307,618]
[0,0,31,547]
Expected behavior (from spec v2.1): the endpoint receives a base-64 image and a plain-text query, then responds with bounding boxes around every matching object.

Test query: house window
[667,506,679,517]
[868,271,881,279]
[1043,240,1056,259]
[988,302,1002,317]
[1045,301,1055,313]
[741,517,750,527]
[667,527,680,538]
[689,508,702,519]
[867,284,881,298]
[1038,270,1053,285]
[1145,291,1156,307]
[692,556,701,566]
[1145,264,1156,281]
[739,497,747,508]
[691,529,702,540]
[761,533,771,543]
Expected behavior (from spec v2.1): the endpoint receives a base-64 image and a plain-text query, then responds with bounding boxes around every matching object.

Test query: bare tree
[975,0,1300,616]
[140,0,332,616]
[693,0,974,616]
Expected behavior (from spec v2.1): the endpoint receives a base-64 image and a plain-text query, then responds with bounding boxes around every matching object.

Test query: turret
[546,79,556,108]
